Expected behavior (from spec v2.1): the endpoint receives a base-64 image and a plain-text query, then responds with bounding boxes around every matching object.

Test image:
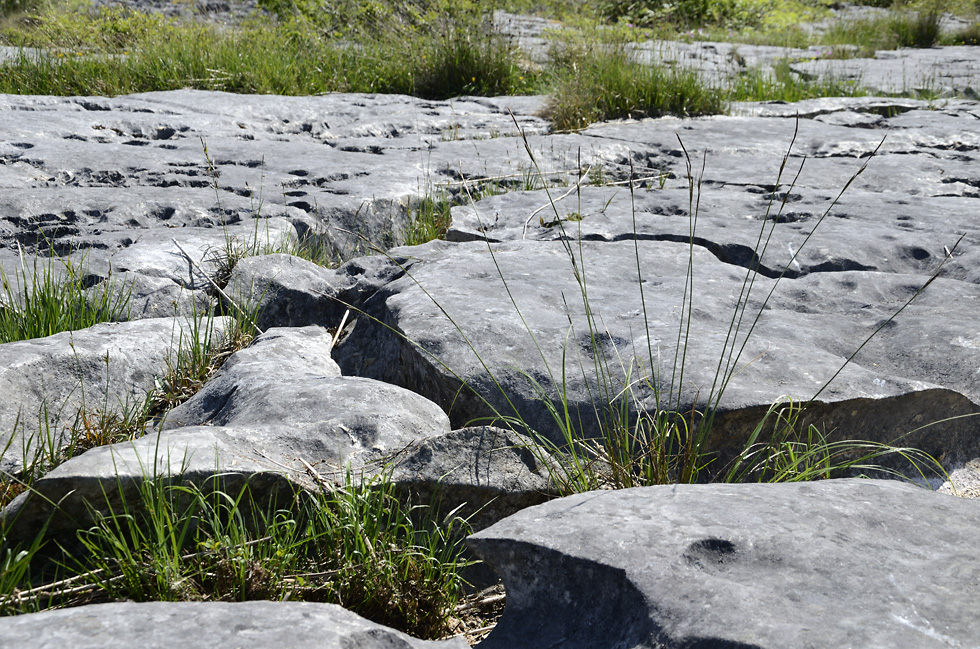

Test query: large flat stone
[334,235,980,474]
[332,99,980,476]
[468,479,980,649]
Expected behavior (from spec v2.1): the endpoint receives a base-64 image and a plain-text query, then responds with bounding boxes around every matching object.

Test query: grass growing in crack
[0,470,472,640]
[367,117,953,497]
[0,250,131,344]
[405,197,456,247]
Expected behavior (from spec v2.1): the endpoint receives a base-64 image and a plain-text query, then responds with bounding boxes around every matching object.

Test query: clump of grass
[1,471,472,640]
[405,197,455,247]
[0,0,49,19]
[597,0,773,30]
[889,7,942,47]
[543,35,727,130]
[820,6,943,53]
[0,251,131,344]
[729,59,867,102]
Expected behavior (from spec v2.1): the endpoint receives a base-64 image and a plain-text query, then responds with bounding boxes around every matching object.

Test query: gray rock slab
[161,326,450,460]
[334,235,980,474]
[387,425,555,532]
[0,89,651,314]
[0,600,467,649]
[225,252,407,331]
[468,478,980,649]
[0,316,230,475]
[792,46,980,97]
[0,90,567,262]
[580,97,980,201]
[101,217,298,285]
[96,270,211,321]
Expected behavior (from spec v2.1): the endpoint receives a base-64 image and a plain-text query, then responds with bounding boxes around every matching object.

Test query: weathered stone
[334,233,980,475]
[2,326,453,544]
[0,600,468,649]
[161,326,450,461]
[447,185,980,282]
[225,252,406,331]
[469,479,980,649]
[0,90,568,263]
[0,316,230,475]
[333,99,980,477]
[387,426,555,532]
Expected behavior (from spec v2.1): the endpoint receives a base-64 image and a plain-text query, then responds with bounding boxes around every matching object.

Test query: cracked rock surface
[2,82,980,645]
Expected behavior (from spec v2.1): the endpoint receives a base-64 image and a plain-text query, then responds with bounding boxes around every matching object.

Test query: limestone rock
[0,600,468,649]
[387,426,556,532]
[3,327,453,544]
[0,316,230,475]
[469,479,980,649]
[334,236,980,474]
[161,326,450,460]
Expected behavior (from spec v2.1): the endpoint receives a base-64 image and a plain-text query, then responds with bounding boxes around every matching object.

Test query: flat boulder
[3,326,454,544]
[334,235,980,474]
[468,479,980,649]
[335,98,980,477]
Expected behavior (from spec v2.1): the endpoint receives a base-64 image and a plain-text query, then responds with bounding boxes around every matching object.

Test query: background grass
[0,0,976,126]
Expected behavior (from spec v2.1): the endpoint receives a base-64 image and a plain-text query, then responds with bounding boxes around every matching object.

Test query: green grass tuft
[543,36,727,130]
[0,252,131,344]
[1,471,472,639]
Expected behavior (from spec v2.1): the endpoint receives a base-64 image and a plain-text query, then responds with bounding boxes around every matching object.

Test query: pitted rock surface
[330,97,980,474]
[0,89,597,271]
[2,80,980,645]
[468,479,980,649]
